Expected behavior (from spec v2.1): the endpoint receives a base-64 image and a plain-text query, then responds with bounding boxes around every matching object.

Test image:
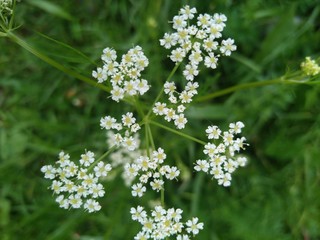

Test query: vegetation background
[0,0,319,239]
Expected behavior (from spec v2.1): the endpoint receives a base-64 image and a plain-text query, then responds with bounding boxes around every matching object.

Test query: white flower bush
[41,5,248,239]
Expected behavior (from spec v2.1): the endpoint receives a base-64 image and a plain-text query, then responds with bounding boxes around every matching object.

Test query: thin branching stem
[150,120,206,145]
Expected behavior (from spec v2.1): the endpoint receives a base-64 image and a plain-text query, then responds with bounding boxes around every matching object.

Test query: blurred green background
[1,0,320,239]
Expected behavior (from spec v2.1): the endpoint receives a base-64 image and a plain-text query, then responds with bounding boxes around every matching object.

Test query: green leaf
[26,0,74,21]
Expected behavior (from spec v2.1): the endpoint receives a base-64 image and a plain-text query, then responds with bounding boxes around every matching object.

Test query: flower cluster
[92,46,150,102]
[131,205,204,239]
[124,148,180,197]
[106,131,145,186]
[160,5,236,77]
[100,112,141,151]
[154,5,237,130]
[194,122,248,187]
[153,81,199,129]
[0,0,12,16]
[41,151,112,212]
[301,56,320,76]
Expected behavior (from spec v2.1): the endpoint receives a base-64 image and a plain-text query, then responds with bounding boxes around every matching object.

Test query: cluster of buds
[300,56,320,76]
[100,112,141,151]
[194,122,248,186]
[41,151,112,212]
[131,205,204,239]
[92,46,150,102]
[124,148,180,197]
[0,0,12,14]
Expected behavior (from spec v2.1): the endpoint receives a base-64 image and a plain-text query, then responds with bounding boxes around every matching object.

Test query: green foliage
[1,0,319,239]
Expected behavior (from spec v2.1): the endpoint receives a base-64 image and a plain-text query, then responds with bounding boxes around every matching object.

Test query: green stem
[88,145,117,172]
[133,96,145,120]
[195,76,316,102]
[146,63,181,118]
[195,73,319,102]
[145,121,165,206]
[5,31,111,93]
[146,124,155,150]
[150,120,206,145]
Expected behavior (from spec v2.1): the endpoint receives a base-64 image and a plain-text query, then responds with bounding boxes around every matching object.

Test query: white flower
[164,81,176,95]
[220,38,237,56]
[57,151,71,167]
[224,159,238,173]
[90,183,105,198]
[41,165,56,179]
[104,61,119,76]
[55,195,69,209]
[177,104,186,113]
[179,90,193,103]
[160,33,178,49]
[92,67,107,83]
[153,102,167,116]
[51,180,63,194]
[203,143,217,157]
[218,172,232,187]
[80,151,95,167]
[172,15,187,30]
[110,86,125,102]
[223,131,234,146]
[168,95,178,104]
[177,234,190,240]
[197,13,211,28]
[170,48,186,63]
[132,183,146,197]
[188,50,203,65]
[84,199,101,213]
[236,156,247,167]
[194,160,210,172]
[150,179,164,192]
[136,79,150,95]
[174,114,188,129]
[131,206,147,223]
[164,108,176,122]
[204,53,218,69]
[185,81,199,95]
[82,173,98,187]
[179,5,197,20]
[122,112,136,127]
[124,80,138,96]
[94,162,112,178]
[206,125,221,139]
[186,217,204,235]
[136,156,151,171]
[229,121,245,134]
[206,23,223,39]
[152,148,167,164]
[165,166,180,180]
[183,64,199,81]
[68,194,82,208]
[210,165,224,179]
[131,123,141,133]
[100,116,117,130]
[213,13,227,27]
[203,38,218,52]
[101,47,117,63]
[151,205,166,222]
